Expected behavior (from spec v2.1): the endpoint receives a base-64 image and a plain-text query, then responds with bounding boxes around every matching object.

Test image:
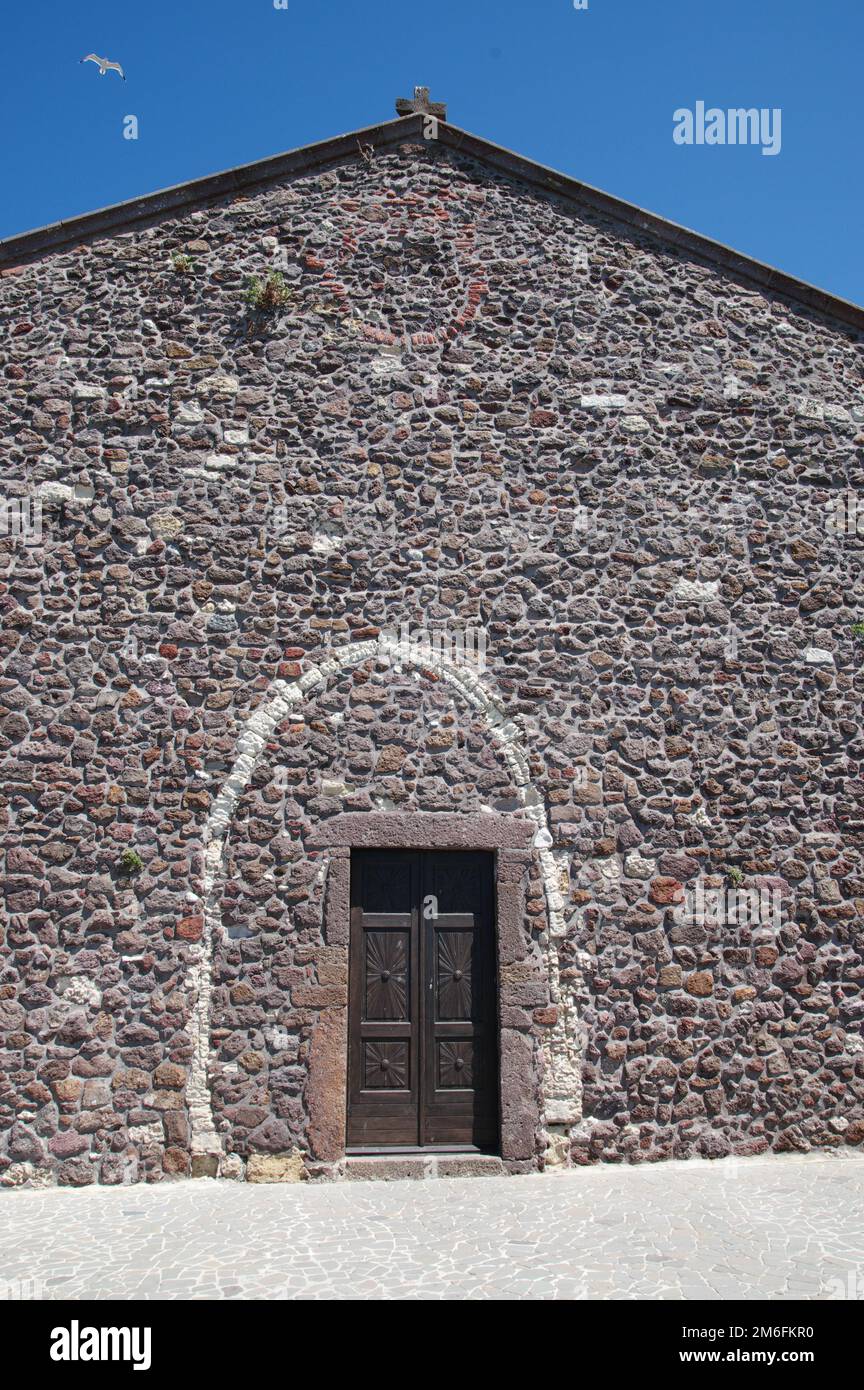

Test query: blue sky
[1,0,861,305]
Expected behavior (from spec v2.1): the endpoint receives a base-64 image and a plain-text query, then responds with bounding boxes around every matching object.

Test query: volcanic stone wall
[1,134,863,1186]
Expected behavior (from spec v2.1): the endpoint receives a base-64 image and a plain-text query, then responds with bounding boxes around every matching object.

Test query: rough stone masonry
[0,106,862,1188]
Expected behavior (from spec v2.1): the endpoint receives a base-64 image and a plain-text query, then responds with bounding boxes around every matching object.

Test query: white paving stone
[0,1153,862,1301]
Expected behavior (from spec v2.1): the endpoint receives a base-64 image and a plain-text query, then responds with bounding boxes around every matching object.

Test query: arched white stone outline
[185,634,583,1161]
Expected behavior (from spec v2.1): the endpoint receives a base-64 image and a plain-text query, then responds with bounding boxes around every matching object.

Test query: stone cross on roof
[395,87,447,122]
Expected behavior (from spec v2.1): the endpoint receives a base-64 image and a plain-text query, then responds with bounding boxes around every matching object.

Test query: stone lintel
[309,812,535,850]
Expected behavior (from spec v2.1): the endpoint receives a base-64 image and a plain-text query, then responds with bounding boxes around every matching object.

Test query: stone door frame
[306,813,543,1169]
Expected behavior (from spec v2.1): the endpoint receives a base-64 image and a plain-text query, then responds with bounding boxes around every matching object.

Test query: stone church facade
[1,94,862,1187]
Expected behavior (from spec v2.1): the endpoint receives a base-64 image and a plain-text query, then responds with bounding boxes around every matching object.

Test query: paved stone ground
[1,1153,863,1300]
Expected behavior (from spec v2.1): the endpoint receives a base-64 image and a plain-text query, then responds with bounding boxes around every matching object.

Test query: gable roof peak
[0,109,861,333]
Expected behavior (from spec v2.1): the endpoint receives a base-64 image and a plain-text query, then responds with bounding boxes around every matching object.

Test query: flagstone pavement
[1,1152,863,1300]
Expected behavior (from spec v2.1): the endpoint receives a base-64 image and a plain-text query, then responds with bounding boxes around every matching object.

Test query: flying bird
[80,54,125,80]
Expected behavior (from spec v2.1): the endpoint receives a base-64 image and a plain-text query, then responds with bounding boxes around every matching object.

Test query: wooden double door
[347,850,499,1151]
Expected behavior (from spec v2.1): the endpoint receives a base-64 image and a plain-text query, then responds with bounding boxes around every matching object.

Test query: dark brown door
[347,850,498,1151]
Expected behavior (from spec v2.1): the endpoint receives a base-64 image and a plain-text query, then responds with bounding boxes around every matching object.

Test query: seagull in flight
[80,54,126,80]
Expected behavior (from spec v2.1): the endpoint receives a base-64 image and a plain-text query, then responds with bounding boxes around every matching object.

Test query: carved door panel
[420,851,498,1148]
[347,851,419,1147]
[347,850,498,1151]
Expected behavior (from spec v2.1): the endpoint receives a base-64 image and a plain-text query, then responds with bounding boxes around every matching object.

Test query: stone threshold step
[344,1153,506,1181]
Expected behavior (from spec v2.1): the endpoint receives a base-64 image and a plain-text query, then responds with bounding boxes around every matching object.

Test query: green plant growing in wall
[851,621,864,639]
[245,270,292,313]
[727,866,744,887]
[118,848,144,877]
[171,252,196,275]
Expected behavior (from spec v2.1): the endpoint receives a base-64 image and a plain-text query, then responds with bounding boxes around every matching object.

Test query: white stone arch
[185,633,582,1164]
